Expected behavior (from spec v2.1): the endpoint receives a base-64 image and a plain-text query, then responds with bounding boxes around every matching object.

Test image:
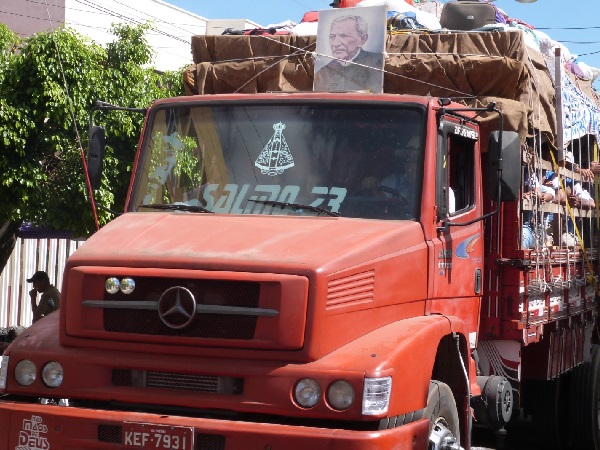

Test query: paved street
[471,417,536,450]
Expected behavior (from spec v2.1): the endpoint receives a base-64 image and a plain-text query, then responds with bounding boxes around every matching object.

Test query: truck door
[429,119,484,329]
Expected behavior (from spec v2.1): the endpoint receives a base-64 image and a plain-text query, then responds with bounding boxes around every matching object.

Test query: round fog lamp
[294,378,321,408]
[42,361,64,388]
[15,359,36,387]
[105,277,120,294]
[120,278,135,294]
[327,380,355,410]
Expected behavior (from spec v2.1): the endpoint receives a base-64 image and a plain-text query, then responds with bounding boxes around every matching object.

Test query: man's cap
[565,151,575,164]
[26,271,49,283]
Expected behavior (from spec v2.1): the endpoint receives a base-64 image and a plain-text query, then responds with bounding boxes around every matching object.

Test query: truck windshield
[130,102,424,220]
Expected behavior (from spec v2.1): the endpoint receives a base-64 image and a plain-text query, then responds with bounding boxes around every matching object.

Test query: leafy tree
[0,24,24,269]
[0,22,185,272]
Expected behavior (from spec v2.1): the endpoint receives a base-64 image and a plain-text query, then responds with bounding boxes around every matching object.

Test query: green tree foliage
[0,22,185,237]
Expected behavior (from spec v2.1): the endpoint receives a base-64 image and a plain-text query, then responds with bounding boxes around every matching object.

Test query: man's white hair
[331,15,368,36]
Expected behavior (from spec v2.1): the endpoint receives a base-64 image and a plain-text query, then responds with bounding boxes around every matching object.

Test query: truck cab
[0,91,521,449]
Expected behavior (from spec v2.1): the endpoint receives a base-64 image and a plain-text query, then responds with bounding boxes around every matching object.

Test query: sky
[168,0,600,90]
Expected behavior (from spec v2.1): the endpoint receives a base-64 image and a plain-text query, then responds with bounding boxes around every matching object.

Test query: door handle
[475,268,482,294]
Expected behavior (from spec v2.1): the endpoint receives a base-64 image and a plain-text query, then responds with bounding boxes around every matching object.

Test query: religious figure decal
[255,122,295,176]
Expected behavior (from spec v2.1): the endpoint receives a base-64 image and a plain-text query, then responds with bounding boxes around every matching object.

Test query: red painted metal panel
[0,401,429,450]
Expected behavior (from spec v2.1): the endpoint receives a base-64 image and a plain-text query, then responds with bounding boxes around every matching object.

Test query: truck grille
[103,278,260,339]
[73,268,307,350]
[112,369,244,395]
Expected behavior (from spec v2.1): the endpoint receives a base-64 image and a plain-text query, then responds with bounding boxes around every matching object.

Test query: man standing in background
[27,270,61,323]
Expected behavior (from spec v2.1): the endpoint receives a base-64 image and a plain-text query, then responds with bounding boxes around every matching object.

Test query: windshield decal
[255,122,295,176]
[310,186,347,212]
[202,184,346,214]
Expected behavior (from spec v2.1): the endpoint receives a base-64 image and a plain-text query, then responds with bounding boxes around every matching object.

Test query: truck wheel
[568,344,600,449]
[530,376,569,449]
[425,380,460,450]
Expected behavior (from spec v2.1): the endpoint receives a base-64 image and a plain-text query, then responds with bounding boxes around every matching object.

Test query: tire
[529,376,569,450]
[568,344,600,449]
[424,380,460,450]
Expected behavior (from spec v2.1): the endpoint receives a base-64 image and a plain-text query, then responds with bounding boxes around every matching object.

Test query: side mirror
[87,126,106,191]
[488,131,521,202]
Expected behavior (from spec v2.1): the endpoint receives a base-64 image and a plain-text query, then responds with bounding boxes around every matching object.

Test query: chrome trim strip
[82,300,279,316]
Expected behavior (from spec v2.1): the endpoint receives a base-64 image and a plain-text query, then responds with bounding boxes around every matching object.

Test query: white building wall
[0,238,85,328]
[64,0,208,72]
[0,0,260,73]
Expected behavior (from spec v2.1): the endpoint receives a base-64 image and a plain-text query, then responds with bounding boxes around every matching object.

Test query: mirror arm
[93,100,147,115]
[88,100,147,137]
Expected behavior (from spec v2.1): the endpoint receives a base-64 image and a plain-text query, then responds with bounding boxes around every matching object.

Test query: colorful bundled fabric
[562,72,600,143]
[387,11,426,30]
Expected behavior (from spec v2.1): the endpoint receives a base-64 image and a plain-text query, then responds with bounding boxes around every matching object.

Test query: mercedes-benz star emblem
[158,286,197,329]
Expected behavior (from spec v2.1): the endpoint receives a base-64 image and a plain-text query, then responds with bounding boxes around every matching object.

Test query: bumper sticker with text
[16,415,49,450]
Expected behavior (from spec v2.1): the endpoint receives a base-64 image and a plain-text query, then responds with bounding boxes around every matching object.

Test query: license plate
[122,422,194,450]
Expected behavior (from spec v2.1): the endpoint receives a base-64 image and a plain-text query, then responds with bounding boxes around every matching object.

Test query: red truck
[1,11,599,450]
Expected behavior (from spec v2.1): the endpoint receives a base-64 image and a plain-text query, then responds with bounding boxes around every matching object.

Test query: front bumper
[0,401,429,450]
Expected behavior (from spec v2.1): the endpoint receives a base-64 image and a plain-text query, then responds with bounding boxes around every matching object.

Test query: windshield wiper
[249,200,340,217]
[138,203,214,213]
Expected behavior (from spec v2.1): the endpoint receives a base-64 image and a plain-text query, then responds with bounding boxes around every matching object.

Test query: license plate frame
[122,422,194,450]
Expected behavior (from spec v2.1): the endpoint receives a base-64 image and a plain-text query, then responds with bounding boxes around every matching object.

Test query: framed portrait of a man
[313,5,387,93]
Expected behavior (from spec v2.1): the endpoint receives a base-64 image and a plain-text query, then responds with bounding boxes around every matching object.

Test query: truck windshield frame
[129,100,426,221]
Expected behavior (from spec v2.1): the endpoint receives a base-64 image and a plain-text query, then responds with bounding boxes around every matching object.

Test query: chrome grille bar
[83,300,278,316]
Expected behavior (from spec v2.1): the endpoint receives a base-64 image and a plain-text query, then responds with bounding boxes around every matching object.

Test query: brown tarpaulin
[182,31,594,144]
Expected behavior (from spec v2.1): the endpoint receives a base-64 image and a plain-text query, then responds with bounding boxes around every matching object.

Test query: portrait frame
[313,5,387,93]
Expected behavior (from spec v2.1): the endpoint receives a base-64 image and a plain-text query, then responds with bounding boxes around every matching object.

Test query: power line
[287,0,323,10]
[0,8,198,50]
[8,0,600,63]
[0,6,194,45]
[558,40,600,45]
[66,18,195,40]
[72,0,189,44]
[0,7,196,64]
[2,0,200,45]
[579,49,600,57]
[537,26,600,31]
[20,0,130,18]
[20,0,208,28]
[109,0,201,38]
[0,9,63,23]
[62,20,193,62]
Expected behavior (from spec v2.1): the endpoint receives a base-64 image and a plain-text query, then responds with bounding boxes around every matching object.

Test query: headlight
[294,378,321,408]
[42,361,64,388]
[327,380,355,411]
[362,377,392,415]
[120,277,136,294]
[15,359,36,387]
[0,356,9,390]
[105,277,120,294]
